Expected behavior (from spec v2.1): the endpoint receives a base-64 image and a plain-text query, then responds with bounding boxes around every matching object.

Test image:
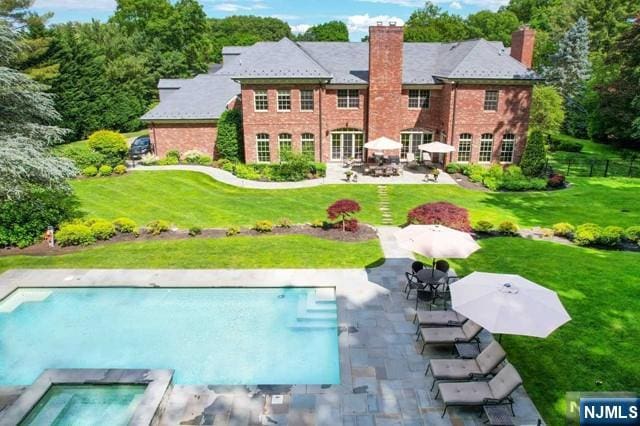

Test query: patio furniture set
[393,224,571,424]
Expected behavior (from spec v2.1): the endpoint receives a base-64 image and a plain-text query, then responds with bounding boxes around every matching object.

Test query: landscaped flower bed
[446,163,562,192]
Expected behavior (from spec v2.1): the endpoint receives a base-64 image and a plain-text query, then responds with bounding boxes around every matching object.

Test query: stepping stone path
[377,185,393,225]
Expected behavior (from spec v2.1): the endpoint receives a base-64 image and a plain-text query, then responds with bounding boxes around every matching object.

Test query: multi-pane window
[300,90,314,111]
[479,133,494,162]
[278,133,292,159]
[254,90,268,111]
[337,89,359,108]
[277,90,291,111]
[256,133,270,162]
[483,90,499,111]
[400,132,431,160]
[457,133,472,162]
[301,133,315,159]
[500,133,515,163]
[408,90,430,109]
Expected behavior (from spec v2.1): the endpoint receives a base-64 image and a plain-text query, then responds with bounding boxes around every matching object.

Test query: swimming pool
[0,287,340,385]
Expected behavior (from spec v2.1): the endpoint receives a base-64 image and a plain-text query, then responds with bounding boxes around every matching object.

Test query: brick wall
[149,122,218,158]
[449,84,532,163]
[399,88,446,134]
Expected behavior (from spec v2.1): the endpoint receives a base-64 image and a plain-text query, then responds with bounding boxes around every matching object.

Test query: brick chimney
[510,26,535,69]
[367,23,404,141]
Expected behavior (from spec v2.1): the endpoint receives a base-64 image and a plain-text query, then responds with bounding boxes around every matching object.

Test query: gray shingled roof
[141,74,239,121]
[298,42,369,84]
[157,78,191,89]
[220,38,332,80]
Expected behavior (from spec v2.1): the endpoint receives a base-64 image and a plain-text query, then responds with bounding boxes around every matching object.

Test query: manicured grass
[71,171,640,229]
[54,129,149,152]
[450,238,640,425]
[0,235,383,273]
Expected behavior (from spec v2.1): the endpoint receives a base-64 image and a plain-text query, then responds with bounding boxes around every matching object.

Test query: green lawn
[71,171,640,229]
[54,129,149,152]
[450,238,640,425]
[0,235,383,273]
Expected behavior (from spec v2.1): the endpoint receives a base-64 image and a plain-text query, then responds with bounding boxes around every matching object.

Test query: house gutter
[448,82,459,163]
[319,84,324,162]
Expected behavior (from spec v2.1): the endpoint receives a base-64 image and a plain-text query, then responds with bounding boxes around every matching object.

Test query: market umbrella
[364,136,402,151]
[418,141,455,153]
[450,272,571,338]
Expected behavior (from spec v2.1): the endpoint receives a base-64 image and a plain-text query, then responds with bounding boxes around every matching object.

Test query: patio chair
[436,363,523,418]
[411,261,425,273]
[425,341,507,390]
[413,309,467,332]
[417,320,483,354]
[374,168,384,177]
[404,272,424,299]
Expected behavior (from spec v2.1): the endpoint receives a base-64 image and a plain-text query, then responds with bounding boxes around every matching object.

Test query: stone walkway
[131,164,457,189]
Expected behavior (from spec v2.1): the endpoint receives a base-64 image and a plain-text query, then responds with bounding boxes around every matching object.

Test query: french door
[331,131,364,161]
[400,131,433,160]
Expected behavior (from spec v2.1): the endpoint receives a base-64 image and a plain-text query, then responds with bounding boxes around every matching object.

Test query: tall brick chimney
[510,26,535,69]
[367,23,404,141]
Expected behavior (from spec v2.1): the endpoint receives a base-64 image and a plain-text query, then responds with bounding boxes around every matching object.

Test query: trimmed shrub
[311,163,327,177]
[464,164,487,183]
[273,153,313,181]
[254,220,273,233]
[277,218,292,228]
[113,217,137,233]
[407,202,472,232]
[87,130,128,167]
[59,144,105,169]
[552,222,575,238]
[234,164,261,180]
[547,173,566,188]
[140,153,159,165]
[474,220,494,233]
[82,166,98,177]
[216,109,244,162]
[497,221,519,235]
[311,219,324,228]
[147,220,170,235]
[0,187,80,248]
[188,226,202,237]
[343,218,359,232]
[89,219,116,240]
[166,150,180,161]
[226,226,241,236]
[445,162,465,174]
[520,130,547,177]
[574,223,602,246]
[56,223,95,246]
[182,150,212,166]
[624,226,640,243]
[327,199,361,232]
[98,165,113,176]
[599,226,624,246]
[113,164,127,175]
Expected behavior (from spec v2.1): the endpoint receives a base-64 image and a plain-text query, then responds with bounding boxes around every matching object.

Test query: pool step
[290,289,337,330]
[297,300,337,321]
[289,320,337,330]
[306,291,336,312]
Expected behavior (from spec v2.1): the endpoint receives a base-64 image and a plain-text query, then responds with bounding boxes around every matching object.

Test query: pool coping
[0,368,173,425]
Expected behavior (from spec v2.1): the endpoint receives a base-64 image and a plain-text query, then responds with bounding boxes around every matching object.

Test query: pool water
[20,385,145,426]
[0,287,339,385]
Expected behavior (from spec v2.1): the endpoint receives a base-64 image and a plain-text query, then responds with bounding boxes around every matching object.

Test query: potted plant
[433,168,440,182]
[345,170,353,182]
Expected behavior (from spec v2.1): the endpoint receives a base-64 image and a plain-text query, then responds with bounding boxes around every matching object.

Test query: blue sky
[33,0,508,40]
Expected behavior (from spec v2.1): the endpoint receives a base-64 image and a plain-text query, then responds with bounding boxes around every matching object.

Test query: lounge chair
[425,341,506,390]
[436,363,523,417]
[417,320,482,354]
[413,309,467,332]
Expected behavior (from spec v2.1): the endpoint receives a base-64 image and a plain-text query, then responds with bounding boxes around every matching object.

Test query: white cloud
[450,1,462,9]
[356,0,424,7]
[34,0,115,10]
[212,1,268,12]
[346,14,405,34]
[357,0,509,10]
[290,24,311,34]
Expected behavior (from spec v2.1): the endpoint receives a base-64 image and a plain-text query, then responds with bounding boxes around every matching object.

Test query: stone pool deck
[0,229,544,425]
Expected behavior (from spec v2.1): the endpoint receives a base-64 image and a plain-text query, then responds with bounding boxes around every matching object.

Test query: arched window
[500,133,516,163]
[457,134,472,162]
[479,133,494,163]
[256,133,270,163]
[301,133,315,159]
[278,133,292,159]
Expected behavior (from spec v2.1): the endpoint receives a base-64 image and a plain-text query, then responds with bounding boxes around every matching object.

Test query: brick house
[142,24,538,165]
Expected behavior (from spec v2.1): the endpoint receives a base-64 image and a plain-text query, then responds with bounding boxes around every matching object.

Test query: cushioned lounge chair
[425,341,507,390]
[436,363,523,417]
[413,309,467,332]
[417,320,482,354]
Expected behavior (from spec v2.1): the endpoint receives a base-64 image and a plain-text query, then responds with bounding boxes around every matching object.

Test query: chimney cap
[377,21,383,26]
[389,21,396,26]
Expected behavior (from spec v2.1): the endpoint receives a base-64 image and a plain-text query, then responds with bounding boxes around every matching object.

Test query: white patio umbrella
[364,136,402,151]
[450,272,571,338]
[418,141,455,153]
[395,224,480,261]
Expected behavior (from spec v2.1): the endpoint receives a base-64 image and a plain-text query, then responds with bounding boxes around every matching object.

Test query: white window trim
[299,90,314,112]
[254,90,268,113]
[479,134,494,163]
[408,90,430,110]
[499,134,516,164]
[277,90,291,112]
[483,90,499,112]
[457,134,473,163]
[337,89,360,110]
[400,131,433,161]
[256,135,270,163]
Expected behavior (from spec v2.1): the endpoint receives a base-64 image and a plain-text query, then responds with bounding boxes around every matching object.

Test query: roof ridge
[442,39,484,78]
[288,38,333,77]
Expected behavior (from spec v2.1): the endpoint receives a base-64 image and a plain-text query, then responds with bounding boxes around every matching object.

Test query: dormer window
[337,89,359,109]
[484,90,499,111]
[408,90,430,109]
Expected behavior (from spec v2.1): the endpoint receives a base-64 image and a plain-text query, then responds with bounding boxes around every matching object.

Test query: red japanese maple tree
[407,202,471,232]
[327,199,361,232]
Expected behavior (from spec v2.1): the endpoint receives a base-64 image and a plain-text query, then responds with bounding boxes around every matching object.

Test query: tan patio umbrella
[417,141,456,153]
[450,272,571,338]
[364,136,402,151]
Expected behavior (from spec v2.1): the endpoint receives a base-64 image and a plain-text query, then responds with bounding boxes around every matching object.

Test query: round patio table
[416,268,447,287]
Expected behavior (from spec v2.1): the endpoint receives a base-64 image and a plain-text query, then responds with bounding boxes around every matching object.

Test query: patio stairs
[289,288,337,330]
[378,185,393,225]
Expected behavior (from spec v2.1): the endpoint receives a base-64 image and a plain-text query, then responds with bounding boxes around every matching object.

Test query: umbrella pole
[432,258,436,277]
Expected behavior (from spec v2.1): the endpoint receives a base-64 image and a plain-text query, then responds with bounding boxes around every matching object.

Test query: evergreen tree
[519,131,547,177]
[529,85,565,135]
[216,109,243,162]
[0,19,75,198]
[543,17,591,137]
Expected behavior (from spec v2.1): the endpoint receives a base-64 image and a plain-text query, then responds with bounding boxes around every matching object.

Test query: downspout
[448,82,459,164]
[319,82,324,162]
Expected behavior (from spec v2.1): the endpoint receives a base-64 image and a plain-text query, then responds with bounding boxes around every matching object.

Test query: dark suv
[129,136,153,159]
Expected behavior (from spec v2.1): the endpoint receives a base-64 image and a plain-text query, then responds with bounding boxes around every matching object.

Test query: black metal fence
[546,157,640,178]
